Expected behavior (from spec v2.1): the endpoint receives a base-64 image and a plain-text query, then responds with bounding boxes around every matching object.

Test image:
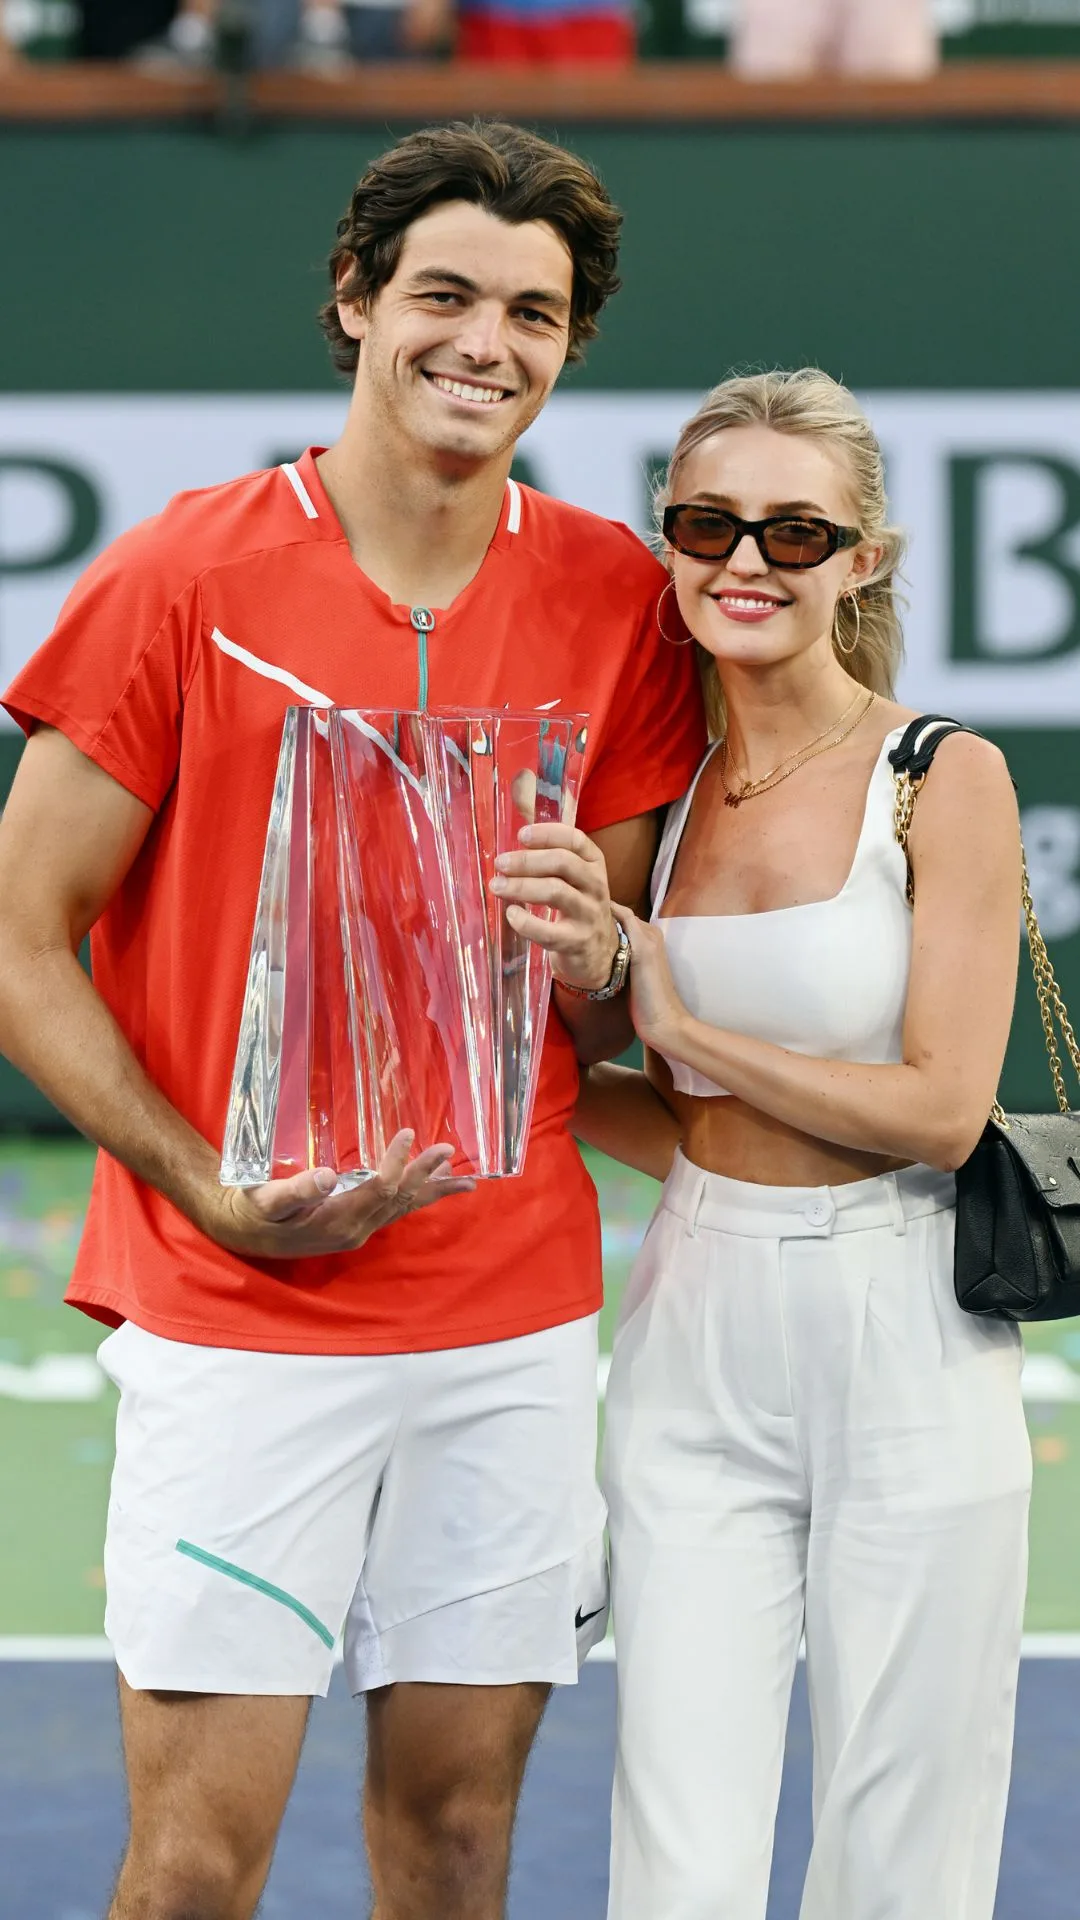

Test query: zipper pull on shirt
[410,606,435,711]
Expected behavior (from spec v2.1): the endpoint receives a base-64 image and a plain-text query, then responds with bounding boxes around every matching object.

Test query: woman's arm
[613,734,1022,1174]
[573,1061,681,1182]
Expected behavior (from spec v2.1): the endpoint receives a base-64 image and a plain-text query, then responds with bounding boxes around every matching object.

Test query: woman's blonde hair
[657,367,906,739]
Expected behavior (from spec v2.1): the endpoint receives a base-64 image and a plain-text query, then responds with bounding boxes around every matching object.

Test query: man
[455,0,635,65]
[133,0,450,70]
[731,0,938,77]
[0,121,703,1919]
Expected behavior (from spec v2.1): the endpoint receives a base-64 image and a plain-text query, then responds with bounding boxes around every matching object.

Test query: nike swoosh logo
[575,1604,605,1631]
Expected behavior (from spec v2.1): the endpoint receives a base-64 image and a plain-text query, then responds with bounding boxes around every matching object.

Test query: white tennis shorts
[96,1313,608,1697]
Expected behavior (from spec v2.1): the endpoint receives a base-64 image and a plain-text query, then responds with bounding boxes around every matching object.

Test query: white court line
[3,1634,1080,1663]
[591,1636,1080,1664]
[0,1638,116,1660]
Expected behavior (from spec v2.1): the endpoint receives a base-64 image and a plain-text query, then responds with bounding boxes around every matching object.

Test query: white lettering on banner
[518,393,1080,723]
[0,396,348,721]
[977,459,1080,658]
[3,392,1080,726]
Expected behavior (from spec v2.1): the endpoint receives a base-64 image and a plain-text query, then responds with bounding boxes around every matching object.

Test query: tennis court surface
[3,1656,1080,1918]
[4,1137,1080,1913]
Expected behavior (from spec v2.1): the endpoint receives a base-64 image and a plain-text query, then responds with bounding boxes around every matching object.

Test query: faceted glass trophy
[221,707,588,1187]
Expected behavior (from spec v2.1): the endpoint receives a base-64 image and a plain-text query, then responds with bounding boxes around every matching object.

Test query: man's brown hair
[320,120,622,372]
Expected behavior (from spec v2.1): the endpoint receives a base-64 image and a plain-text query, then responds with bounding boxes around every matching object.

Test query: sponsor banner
[0,392,1077,1115]
[3,392,1080,725]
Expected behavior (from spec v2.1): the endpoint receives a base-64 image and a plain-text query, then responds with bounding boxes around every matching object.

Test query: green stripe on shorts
[175,1539,335,1649]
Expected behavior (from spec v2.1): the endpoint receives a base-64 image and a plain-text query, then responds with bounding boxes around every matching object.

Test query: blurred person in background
[731,0,938,77]
[136,0,450,69]
[455,0,634,64]
[77,0,177,59]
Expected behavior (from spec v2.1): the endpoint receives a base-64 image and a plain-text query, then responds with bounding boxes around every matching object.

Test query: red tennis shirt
[3,450,705,1354]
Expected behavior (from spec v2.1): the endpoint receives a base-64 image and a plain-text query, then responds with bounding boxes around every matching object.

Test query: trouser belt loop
[687,1174,707,1239]
[886,1172,907,1236]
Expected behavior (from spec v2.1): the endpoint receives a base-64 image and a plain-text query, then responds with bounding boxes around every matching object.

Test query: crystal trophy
[220,707,588,1187]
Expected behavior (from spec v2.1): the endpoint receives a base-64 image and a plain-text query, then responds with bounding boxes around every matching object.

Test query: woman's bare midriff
[672,1090,914,1188]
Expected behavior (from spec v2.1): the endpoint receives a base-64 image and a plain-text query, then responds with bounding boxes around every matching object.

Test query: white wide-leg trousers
[603,1153,1032,1920]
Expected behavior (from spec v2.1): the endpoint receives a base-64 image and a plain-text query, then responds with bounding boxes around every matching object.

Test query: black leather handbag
[891,714,1080,1321]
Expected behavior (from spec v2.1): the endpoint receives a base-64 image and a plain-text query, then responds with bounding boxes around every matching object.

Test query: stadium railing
[5,57,1080,124]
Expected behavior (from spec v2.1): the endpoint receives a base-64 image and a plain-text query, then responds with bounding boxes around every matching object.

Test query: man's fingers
[495,877,590,914]
[398,1142,458,1190]
[224,1133,476,1252]
[516,822,601,861]
[504,904,569,948]
[242,1166,341,1223]
[238,1131,431,1225]
[494,848,605,888]
[374,1128,417,1189]
[406,1174,478,1211]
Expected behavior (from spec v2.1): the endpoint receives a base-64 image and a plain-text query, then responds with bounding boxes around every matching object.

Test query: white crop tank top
[651,725,912,1098]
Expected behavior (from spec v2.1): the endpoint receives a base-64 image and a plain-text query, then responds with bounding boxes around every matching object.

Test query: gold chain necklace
[719,690,877,808]
[723,685,865,796]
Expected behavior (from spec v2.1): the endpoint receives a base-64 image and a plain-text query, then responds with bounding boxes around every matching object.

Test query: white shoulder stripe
[280,461,319,520]
[212,626,332,705]
[506,476,522,535]
[210,628,425,798]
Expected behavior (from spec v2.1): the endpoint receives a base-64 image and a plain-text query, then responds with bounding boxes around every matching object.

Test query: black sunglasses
[663,504,863,571]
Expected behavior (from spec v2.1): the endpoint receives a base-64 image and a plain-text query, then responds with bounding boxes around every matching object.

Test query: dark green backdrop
[6,122,1080,395]
[2,119,1078,1122]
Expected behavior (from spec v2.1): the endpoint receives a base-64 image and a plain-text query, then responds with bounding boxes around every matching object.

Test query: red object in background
[457,12,635,62]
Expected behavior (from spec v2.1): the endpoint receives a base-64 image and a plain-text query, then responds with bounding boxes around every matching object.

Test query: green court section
[1,1137,1078,1636]
[0,1140,114,1634]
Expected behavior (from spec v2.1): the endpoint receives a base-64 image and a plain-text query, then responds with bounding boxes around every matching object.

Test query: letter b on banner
[951,454,1080,665]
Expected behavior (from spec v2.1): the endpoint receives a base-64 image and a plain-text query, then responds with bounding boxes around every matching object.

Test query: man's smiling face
[337,200,575,466]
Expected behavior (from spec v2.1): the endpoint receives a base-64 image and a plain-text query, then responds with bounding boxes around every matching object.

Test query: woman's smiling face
[669,423,879,672]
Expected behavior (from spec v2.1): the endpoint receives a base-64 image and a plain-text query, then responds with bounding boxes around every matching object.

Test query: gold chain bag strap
[891,714,1080,1320]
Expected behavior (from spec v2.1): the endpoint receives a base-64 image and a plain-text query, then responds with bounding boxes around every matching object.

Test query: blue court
[4,1655,1079,1918]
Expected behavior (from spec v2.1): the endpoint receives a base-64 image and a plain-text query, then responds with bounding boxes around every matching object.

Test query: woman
[577,369,1032,1920]
[730,0,937,78]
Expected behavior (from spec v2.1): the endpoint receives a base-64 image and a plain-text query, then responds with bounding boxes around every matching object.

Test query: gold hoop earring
[833,588,861,658]
[656,578,692,646]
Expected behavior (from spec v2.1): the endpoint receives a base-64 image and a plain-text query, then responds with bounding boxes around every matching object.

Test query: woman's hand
[611,905,691,1054]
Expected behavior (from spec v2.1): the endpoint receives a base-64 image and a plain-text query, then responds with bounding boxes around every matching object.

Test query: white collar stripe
[506,476,522,535]
[281,461,319,520]
[282,459,514,534]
